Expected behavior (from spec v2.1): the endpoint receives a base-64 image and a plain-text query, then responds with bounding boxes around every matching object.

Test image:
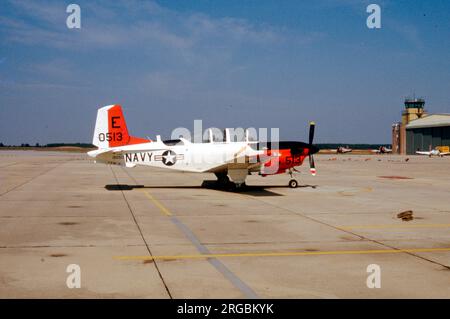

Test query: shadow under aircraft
[104,181,318,197]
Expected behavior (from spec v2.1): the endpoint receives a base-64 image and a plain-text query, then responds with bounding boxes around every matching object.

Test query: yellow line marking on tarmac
[141,189,172,216]
[115,247,450,261]
[339,224,450,230]
[139,188,259,298]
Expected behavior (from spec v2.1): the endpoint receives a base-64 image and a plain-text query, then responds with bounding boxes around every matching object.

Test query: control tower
[402,98,427,125]
[393,98,428,154]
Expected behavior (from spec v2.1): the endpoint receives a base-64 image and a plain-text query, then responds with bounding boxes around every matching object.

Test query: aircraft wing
[440,152,450,156]
[205,149,276,174]
[416,151,431,155]
[206,160,270,175]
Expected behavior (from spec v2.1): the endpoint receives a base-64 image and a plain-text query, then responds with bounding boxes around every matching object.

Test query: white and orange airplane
[88,105,319,188]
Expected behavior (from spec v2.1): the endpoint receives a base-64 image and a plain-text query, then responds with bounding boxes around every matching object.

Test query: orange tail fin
[93,105,149,148]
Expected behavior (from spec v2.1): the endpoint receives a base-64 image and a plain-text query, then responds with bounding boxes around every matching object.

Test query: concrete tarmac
[0,150,449,298]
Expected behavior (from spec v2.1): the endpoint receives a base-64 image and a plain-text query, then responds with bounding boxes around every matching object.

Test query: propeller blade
[309,121,315,145]
[309,121,316,176]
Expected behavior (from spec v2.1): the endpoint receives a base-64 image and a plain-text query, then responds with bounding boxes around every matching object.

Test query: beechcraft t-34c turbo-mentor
[88,105,319,189]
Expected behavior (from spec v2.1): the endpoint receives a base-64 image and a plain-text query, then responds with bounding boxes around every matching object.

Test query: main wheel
[289,179,298,188]
[215,172,230,186]
[231,182,247,192]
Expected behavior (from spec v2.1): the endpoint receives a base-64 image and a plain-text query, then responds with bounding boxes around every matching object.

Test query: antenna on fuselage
[224,128,230,143]
[208,129,213,143]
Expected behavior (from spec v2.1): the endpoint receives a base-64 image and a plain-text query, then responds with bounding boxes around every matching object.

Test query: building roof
[406,114,450,129]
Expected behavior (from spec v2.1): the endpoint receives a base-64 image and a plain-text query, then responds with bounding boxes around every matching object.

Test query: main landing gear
[215,172,230,186]
[214,172,236,190]
[214,172,247,191]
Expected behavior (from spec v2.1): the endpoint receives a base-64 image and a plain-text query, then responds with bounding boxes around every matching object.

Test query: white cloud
[1,0,286,51]
[1,0,317,91]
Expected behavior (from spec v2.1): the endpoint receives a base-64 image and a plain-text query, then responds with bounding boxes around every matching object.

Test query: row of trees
[0,143,40,147]
[0,143,94,148]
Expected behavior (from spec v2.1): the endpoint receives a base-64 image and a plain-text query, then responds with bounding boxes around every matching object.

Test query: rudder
[92,105,148,148]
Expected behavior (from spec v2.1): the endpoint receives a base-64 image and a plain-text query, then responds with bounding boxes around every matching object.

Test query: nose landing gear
[288,179,298,188]
[288,168,299,188]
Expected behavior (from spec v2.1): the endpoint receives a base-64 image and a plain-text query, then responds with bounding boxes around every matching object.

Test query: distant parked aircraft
[416,147,450,157]
[371,146,392,154]
[336,146,352,154]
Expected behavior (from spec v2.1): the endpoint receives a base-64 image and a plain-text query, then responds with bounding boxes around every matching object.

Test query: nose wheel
[289,179,298,188]
[287,169,299,188]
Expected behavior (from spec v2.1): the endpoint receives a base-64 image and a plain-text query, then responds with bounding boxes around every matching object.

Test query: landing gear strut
[288,169,298,188]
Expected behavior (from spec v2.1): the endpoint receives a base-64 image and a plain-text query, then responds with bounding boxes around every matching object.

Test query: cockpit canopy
[162,139,184,146]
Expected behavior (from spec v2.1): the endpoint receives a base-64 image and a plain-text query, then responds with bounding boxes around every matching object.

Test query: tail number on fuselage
[98,132,123,142]
[285,155,302,165]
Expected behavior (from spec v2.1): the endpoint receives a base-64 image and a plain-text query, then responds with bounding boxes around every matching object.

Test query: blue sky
[0,0,449,144]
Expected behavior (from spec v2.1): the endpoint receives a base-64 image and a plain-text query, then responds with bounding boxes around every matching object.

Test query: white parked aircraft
[371,146,392,154]
[336,146,352,154]
[416,148,450,157]
[88,105,319,188]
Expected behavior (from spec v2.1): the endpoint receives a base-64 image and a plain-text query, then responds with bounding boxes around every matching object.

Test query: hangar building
[392,98,450,155]
[406,114,450,154]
